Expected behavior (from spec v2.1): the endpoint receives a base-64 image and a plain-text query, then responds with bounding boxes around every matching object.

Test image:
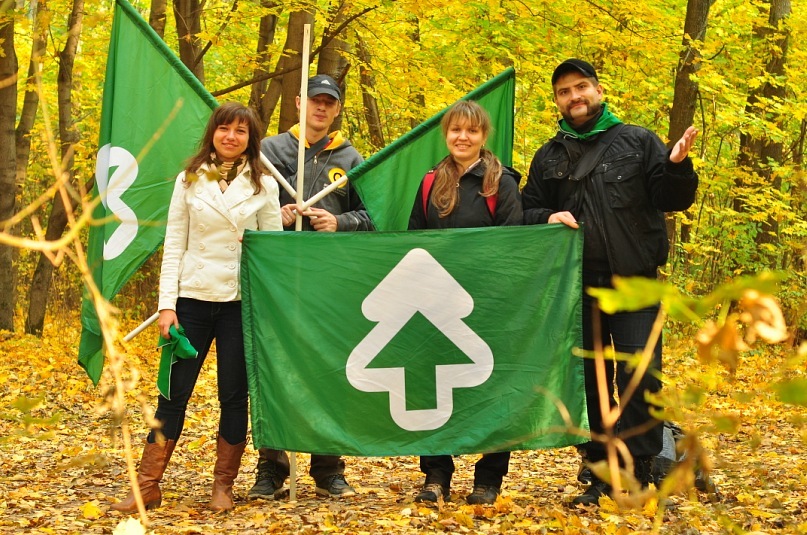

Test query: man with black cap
[260,73,373,232]
[250,74,371,500]
[522,59,699,506]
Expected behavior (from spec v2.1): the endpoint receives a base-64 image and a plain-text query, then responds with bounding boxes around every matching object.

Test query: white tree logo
[95,144,139,260]
[346,248,494,431]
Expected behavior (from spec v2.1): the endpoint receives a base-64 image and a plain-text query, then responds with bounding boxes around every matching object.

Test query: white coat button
[199,243,206,250]
[228,280,236,288]
[194,280,202,288]
[228,263,236,270]
[197,263,204,269]
[228,243,236,251]
[230,226,237,232]
[194,201,203,210]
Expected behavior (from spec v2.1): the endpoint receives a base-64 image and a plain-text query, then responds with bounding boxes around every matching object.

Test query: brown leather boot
[111,439,176,513]
[209,435,246,512]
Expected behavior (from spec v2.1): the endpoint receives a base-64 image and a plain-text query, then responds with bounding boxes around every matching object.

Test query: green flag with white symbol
[242,226,588,456]
[78,0,217,384]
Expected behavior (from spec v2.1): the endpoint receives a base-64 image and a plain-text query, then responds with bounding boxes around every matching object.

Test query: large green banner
[242,226,587,456]
[78,0,218,384]
[350,69,515,231]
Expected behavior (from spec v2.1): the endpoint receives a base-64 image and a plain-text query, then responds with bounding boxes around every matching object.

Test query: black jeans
[420,452,510,488]
[581,272,663,460]
[149,298,248,446]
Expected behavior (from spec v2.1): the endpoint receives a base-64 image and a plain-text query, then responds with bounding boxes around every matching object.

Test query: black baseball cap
[551,59,598,85]
[308,74,341,101]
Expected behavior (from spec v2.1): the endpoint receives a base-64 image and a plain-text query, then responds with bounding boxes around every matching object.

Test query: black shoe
[415,482,449,503]
[577,465,593,485]
[315,474,356,497]
[248,458,288,500]
[571,478,611,506]
[466,484,500,505]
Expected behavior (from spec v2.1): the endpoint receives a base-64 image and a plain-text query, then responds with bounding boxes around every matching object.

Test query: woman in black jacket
[408,100,521,505]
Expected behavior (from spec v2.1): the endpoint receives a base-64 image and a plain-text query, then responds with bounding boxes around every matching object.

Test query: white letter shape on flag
[346,248,494,431]
[95,143,139,261]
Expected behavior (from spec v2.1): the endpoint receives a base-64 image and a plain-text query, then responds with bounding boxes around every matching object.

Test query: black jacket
[523,124,698,277]
[409,161,522,230]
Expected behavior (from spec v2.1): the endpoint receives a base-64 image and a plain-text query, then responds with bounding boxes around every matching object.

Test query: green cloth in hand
[157,324,198,400]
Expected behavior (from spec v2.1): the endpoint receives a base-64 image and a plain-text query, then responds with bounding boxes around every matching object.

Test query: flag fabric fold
[78,0,217,384]
[242,225,587,456]
[350,68,516,232]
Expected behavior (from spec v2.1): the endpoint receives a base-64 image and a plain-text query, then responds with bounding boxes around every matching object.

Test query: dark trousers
[150,298,248,446]
[420,452,510,488]
[581,273,663,460]
[258,449,345,484]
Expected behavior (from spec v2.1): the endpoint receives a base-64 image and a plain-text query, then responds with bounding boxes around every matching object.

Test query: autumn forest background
[1,0,806,533]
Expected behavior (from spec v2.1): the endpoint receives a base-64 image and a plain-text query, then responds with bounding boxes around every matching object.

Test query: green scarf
[157,324,198,400]
[559,103,622,140]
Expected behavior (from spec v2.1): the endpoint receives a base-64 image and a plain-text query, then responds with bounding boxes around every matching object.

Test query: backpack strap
[485,193,497,219]
[422,169,498,218]
[568,123,625,181]
[421,170,437,215]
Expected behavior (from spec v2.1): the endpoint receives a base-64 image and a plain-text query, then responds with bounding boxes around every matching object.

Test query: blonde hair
[430,101,502,217]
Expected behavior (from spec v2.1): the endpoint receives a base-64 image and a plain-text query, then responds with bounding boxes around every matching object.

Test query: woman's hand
[158,309,179,340]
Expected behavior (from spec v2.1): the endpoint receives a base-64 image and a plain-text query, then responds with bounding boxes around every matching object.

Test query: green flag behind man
[350,69,515,231]
[242,225,588,456]
[78,0,217,384]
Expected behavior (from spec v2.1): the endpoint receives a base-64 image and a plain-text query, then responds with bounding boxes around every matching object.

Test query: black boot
[248,456,288,500]
[571,475,611,506]
[634,456,655,488]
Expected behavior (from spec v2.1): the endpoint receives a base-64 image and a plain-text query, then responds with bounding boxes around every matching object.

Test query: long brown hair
[430,100,502,217]
[185,102,268,194]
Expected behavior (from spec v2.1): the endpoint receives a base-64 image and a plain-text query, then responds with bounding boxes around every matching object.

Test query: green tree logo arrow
[346,248,494,431]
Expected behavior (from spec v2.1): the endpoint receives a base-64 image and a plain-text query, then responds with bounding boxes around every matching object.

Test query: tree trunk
[665,0,713,261]
[734,0,791,255]
[25,0,84,335]
[407,15,425,129]
[668,0,712,143]
[318,0,351,132]
[173,0,204,83]
[149,0,167,38]
[16,1,47,190]
[356,35,384,149]
[0,11,18,332]
[249,0,280,134]
[278,10,314,134]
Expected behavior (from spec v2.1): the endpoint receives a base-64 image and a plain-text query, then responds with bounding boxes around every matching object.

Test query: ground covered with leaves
[0,317,805,534]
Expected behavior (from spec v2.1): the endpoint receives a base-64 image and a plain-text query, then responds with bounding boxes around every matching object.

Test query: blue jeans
[581,273,663,460]
[150,298,248,445]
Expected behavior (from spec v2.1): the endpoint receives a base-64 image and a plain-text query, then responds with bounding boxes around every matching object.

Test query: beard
[561,100,603,125]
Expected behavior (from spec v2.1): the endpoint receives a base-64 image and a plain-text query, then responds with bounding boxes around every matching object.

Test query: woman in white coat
[112,102,282,513]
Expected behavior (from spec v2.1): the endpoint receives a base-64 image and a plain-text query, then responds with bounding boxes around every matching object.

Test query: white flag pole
[288,23,312,501]
[260,152,296,197]
[294,25,312,233]
[299,174,349,211]
[123,312,159,342]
